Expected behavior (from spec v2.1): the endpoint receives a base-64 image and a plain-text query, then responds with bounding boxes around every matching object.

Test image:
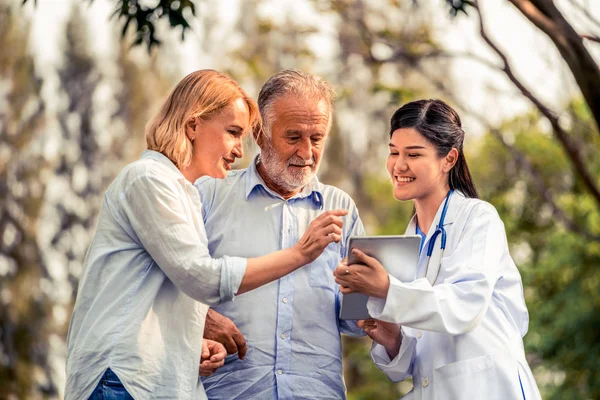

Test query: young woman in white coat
[334,99,541,400]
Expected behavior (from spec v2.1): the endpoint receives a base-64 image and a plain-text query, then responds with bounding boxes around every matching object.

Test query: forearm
[371,332,416,383]
[237,246,307,295]
[368,273,498,335]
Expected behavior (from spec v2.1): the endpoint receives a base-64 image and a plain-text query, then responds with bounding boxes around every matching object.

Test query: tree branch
[411,66,600,242]
[581,34,600,44]
[508,0,600,136]
[473,0,600,211]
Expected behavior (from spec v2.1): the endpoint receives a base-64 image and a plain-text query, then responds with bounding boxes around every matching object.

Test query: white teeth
[396,177,415,182]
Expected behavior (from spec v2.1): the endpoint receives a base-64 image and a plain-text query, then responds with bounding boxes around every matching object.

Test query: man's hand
[357,319,402,359]
[294,209,348,264]
[204,309,247,359]
[199,339,227,376]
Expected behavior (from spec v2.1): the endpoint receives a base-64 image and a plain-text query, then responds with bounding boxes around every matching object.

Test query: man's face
[260,95,330,192]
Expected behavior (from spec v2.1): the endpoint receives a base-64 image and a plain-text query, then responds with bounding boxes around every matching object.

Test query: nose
[232,137,243,159]
[296,137,313,161]
[394,156,408,173]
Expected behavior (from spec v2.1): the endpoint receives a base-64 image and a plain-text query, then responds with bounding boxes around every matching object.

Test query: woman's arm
[120,173,346,305]
[237,209,347,295]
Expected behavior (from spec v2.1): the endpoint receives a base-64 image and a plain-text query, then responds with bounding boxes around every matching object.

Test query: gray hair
[255,69,335,146]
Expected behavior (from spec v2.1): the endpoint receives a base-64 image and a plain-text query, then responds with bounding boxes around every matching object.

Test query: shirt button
[422,377,429,387]
[282,297,288,303]
[416,330,423,339]
[277,369,283,375]
[280,333,286,339]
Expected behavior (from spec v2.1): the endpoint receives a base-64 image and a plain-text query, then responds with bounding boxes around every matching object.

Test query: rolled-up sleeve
[119,173,246,305]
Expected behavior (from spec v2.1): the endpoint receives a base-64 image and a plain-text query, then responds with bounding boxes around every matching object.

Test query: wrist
[378,274,390,299]
[291,245,310,267]
[385,331,402,359]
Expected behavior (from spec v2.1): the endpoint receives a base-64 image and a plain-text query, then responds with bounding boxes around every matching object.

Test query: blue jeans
[88,369,134,400]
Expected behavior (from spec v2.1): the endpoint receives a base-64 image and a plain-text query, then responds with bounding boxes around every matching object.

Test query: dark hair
[390,99,478,198]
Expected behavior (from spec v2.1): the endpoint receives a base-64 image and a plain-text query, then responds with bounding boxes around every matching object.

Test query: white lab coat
[367,191,541,400]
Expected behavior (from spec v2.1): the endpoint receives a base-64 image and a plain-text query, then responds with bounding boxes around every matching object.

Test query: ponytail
[450,149,478,199]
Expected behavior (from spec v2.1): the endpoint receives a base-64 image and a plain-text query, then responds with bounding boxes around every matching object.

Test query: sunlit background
[2,0,599,398]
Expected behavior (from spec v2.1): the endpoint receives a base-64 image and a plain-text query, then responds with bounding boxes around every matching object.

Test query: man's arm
[204,308,248,359]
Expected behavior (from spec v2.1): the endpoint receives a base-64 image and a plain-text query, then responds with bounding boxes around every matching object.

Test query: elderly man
[196,70,364,399]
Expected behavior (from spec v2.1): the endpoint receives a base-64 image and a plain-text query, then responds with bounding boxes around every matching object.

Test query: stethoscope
[421,189,454,284]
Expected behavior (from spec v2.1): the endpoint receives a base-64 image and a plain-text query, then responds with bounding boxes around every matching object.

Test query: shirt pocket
[433,354,499,400]
[309,245,340,290]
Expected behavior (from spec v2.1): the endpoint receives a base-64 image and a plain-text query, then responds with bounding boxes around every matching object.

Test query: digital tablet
[339,235,421,320]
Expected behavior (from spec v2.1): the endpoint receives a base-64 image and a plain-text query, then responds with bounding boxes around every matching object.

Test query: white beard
[260,142,318,192]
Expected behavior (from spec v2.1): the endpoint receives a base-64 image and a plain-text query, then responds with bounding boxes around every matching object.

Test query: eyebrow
[388,143,427,150]
[227,125,244,131]
[285,130,304,136]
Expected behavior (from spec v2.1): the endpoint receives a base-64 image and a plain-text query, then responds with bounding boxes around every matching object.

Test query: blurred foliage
[0,4,54,397]
[467,101,600,399]
[22,0,196,50]
[4,0,600,399]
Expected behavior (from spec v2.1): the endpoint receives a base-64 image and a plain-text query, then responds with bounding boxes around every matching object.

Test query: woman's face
[190,97,250,179]
[387,127,451,201]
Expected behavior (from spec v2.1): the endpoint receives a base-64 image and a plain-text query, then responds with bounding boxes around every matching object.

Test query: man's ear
[186,117,197,142]
[443,148,459,173]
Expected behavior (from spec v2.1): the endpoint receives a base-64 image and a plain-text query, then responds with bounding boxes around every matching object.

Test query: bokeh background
[1,0,599,399]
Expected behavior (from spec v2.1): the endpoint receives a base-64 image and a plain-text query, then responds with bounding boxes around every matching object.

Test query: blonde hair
[146,70,260,169]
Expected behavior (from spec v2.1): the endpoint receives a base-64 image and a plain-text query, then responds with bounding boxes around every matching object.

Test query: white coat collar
[405,190,467,285]
[404,190,466,236]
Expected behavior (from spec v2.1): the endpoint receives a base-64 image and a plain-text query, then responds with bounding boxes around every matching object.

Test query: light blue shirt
[196,158,365,400]
[65,150,246,400]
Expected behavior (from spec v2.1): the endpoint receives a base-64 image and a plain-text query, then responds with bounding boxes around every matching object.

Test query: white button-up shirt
[196,159,365,399]
[65,150,247,400]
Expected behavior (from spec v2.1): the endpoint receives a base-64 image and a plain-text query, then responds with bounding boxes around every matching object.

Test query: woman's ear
[443,148,459,173]
[186,117,197,142]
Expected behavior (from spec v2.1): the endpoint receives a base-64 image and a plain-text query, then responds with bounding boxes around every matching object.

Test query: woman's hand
[358,319,402,359]
[199,339,227,376]
[294,209,348,264]
[333,249,390,299]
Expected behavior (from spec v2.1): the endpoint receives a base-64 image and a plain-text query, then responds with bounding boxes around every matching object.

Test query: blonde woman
[65,70,347,400]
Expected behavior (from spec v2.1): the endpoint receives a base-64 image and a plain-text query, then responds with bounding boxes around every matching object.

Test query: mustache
[287,156,314,166]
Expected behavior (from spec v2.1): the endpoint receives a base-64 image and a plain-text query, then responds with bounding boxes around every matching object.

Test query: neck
[414,185,451,234]
[256,160,302,200]
[180,163,202,183]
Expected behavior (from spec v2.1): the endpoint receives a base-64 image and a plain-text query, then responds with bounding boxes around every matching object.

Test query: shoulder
[194,168,249,212]
[461,197,500,222]
[110,158,178,194]
[454,196,506,239]
[317,182,359,210]
[194,168,247,194]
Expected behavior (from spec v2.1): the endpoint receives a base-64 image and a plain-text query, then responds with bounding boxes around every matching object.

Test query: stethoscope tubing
[423,189,454,283]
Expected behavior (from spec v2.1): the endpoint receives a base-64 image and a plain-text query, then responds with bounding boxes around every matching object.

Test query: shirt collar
[140,150,184,178]
[245,155,324,209]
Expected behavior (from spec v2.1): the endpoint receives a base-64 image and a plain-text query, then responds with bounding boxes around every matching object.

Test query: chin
[393,188,414,202]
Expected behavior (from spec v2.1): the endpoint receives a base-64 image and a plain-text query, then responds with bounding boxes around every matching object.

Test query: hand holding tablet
[337,235,421,320]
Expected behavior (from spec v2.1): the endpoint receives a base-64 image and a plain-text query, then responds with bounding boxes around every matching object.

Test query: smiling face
[188,97,250,179]
[259,95,330,195]
[387,127,456,202]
